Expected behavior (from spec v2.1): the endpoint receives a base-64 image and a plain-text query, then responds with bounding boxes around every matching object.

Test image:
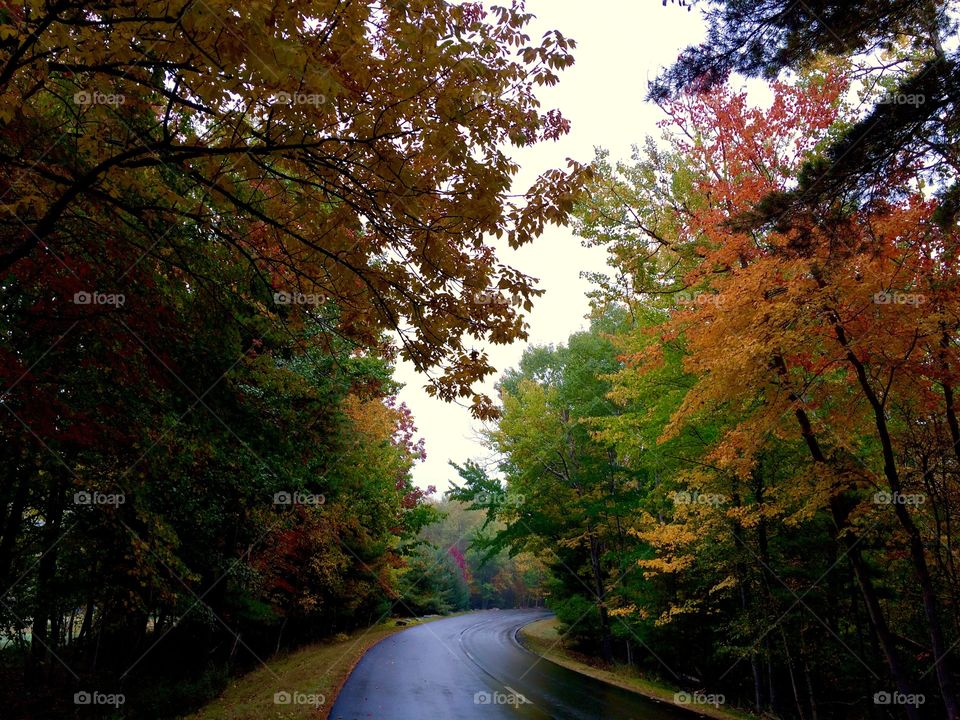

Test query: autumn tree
[449,320,636,661]
[654,0,959,228]
[0,0,587,416]
[576,68,960,718]
[0,2,586,716]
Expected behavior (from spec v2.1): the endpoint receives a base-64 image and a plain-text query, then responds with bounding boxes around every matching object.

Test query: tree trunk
[774,355,922,719]
[29,474,66,684]
[816,274,958,718]
[780,626,805,720]
[0,465,30,589]
[733,491,764,713]
[840,337,958,720]
[586,525,614,662]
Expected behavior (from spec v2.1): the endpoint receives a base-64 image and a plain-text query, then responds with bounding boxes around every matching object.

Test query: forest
[0,1,958,719]
[448,2,960,719]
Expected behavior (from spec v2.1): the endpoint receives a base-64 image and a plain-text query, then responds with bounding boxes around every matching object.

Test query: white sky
[397,1,706,492]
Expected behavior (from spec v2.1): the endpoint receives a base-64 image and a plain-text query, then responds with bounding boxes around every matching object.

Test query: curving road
[330,609,705,719]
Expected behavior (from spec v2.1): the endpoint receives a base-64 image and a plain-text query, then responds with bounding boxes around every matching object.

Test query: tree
[576,68,960,718]
[450,320,631,661]
[0,0,587,417]
[0,3,587,715]
[655,0,960,303]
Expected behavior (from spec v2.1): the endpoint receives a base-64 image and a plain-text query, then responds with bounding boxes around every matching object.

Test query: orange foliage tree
[577,69,960,717]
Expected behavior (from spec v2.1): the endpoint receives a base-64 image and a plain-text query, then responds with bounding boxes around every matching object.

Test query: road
[329,609,706,719]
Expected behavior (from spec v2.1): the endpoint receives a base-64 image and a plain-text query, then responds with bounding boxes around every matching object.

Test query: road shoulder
[187,616,445,720]
[517,617,758,720]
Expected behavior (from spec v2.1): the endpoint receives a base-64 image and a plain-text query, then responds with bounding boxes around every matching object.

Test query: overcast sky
[397,1,706,492]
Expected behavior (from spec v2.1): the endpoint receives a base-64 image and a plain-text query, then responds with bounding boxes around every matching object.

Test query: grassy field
[186,616,436,720]
[518,617,758,720]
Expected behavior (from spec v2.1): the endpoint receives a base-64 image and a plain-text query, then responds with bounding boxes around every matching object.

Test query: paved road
[330,609,705,719]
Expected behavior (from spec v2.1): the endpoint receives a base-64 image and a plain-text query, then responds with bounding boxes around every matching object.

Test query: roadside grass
[186,615,446,720]
[518,617,759,720]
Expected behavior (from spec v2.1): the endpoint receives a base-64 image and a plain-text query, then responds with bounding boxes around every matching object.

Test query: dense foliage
[403,496,546,614]
[463,10,960,717]
[0,1,579,717]
[3,1,959,719]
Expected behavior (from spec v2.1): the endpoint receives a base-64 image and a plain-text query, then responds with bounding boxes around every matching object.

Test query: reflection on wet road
[330,609,704,719]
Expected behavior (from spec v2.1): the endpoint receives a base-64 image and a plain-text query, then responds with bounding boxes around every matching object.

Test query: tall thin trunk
[834,324,958,720]
[733,488,764,712]
[0,465,30,589]
[801,632,818,720]
[940,329,960,464]
[774,355,921,719]
[807,265,959,717]
[29,474,66,683]
[780,626,805,720]
[766,640,777,713]
[562,407,613,663]
[77,597,94,643]
[740,578,764,712]
[586,523,613,662]
[275,617,287,655]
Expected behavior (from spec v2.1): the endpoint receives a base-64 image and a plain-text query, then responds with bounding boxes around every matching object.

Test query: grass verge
[185,615,444,720]
[518,617,758,720]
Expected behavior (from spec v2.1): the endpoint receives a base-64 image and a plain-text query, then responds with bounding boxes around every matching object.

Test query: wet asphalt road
[329,609,704,720]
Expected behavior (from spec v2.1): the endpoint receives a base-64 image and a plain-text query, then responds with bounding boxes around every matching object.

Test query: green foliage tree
[0,2,584,716]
